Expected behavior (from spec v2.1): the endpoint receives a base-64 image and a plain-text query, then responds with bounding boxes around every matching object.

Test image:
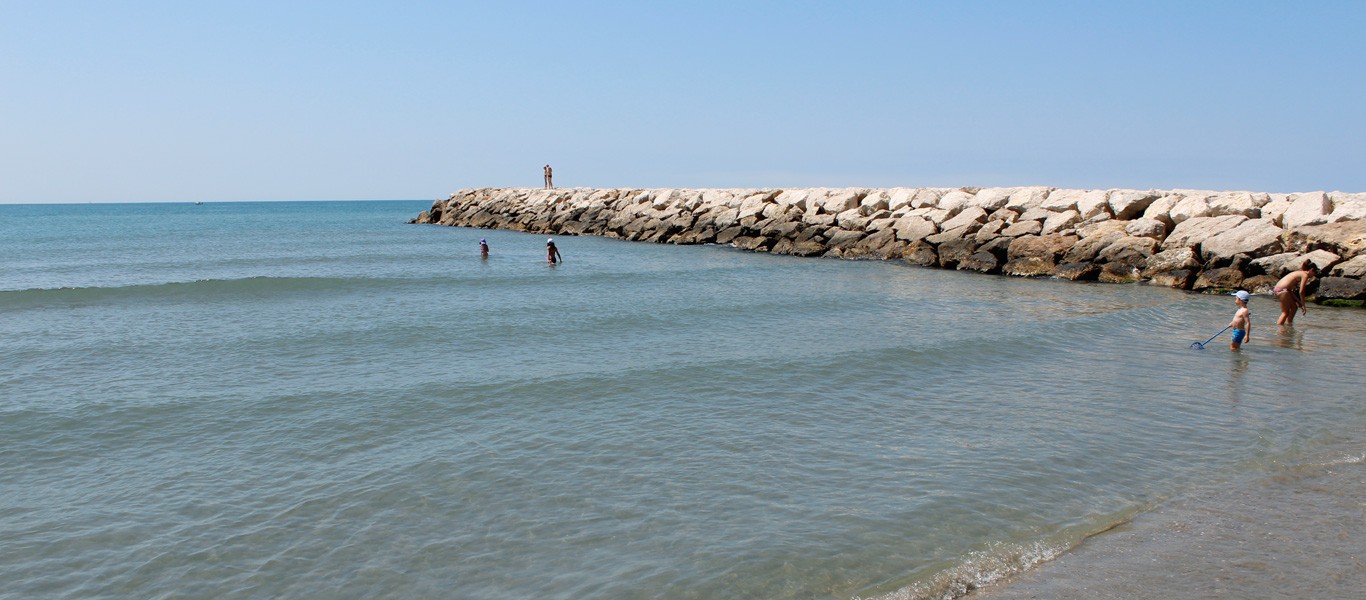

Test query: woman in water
[546,239,563,264]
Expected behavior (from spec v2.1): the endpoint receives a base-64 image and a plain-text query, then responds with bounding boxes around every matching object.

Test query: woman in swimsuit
[1272,260,1317,325]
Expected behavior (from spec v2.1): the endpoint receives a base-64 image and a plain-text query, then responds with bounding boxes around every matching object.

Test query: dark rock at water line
[1193,267,1245,291]
[1314,277,1366,301]
[1055,262,1101,281]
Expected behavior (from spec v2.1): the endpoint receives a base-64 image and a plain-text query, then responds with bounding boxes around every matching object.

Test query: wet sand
[972,452,1365,600]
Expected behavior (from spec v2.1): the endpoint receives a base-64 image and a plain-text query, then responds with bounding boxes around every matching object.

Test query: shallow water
[2,201,1363,599]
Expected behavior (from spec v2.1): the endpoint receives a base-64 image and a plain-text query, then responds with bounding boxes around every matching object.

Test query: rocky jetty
[412,187,1366,302]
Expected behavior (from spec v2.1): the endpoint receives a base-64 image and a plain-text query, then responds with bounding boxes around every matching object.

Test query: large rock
[1281,221,1366,257]
[1108,190,1160,220]
[1098,236,1161,265]
[1314,277,1366,301]
[1192,267,1245,291]
[1162,215,1249,250]
[1327,192,1366,222]
[1328,255,1366,278]
[941,206,989,232]
[958,251,1002,273]
[1008,234,1079,261]
[1098,262,1142,283]
[902,240,938,266]
[969,188,1015,211]
[1149,269,1196,289]
[1002,256,1057,277]
[1250,250,1341,278]
[1005,187,1052,212]
[1042,210,1082,235]
[1199,218,1284,262]
[1055,262,1101,281]
[1260,194,1294,227]
[1143,248,1202,277]
[1062,222,1129,263]
[1281,192,1332,229]
[926,225,977,245]
[1124,218,1168,239]
[1206,192,1262,218]
[936,190,975,217]
[1142,194,1182,228]
[1168,191,1217,223]
[1076,190,1112,220]
[937,237,980,268]
[892,215,938,242]
[886,188,918,211]
[1001,220,1042,237]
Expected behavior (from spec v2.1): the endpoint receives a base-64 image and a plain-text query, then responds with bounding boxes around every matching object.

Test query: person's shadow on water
[1227,351,1250,404]
[1271,325,1304,350]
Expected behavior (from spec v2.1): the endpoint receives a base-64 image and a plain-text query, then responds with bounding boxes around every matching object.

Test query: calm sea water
[2,201,1362,599]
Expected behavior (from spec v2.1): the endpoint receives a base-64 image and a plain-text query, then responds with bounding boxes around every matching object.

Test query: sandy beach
[973,450,1365,599]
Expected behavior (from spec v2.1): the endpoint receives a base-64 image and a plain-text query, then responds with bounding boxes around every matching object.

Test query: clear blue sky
[2,1,1363,203]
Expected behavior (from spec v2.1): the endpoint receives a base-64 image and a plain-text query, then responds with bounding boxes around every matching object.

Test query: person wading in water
[1273,260,1317,325]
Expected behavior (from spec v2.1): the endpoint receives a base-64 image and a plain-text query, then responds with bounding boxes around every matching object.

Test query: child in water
[480,239,489,258]
[1228,290,1251,351]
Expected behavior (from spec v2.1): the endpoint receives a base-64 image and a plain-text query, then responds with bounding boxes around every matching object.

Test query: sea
[1,200,1362,599]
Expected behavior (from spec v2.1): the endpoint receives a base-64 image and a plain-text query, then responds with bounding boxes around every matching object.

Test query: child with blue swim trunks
[1228,290,1251,351]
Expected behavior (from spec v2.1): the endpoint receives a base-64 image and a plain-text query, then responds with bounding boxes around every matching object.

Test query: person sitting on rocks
[1273,260,1317,325]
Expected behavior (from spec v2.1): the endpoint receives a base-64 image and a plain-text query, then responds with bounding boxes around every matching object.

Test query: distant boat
[194,202,204,205]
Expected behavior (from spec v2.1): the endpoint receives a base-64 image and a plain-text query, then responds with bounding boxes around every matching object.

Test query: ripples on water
[1,201,1362,599]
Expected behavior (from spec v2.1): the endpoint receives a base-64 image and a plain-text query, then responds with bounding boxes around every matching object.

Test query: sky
[2,1,1363,203]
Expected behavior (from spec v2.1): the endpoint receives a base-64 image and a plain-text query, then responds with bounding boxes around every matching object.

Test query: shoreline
[969,450,1365,600]
[413,187,1365,303]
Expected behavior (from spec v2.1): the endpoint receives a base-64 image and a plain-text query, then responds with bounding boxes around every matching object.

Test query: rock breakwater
[412,187,1366,301]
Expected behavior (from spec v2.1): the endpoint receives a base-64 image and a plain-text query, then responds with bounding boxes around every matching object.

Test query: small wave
[0,276,420,309]
[868,541,1066,600]
[1315,453,1366,466]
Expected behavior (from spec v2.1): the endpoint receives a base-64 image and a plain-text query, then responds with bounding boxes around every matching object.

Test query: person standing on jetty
[546,238,562,264]
[1228,290,1252,351]
[1273,260,1317,325]
[480,238,489,258]
[543,164,553,189]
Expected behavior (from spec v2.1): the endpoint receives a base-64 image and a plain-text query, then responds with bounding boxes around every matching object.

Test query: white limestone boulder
[970,188,1015,211]
[1168,191,1217,224]
[1251,249,1341,278]
[1018,207,1054,222]
[1000,220,1042,237]
[892,215,938,242]
[935,190,975,217]
[887,188,918,211]
[941,206,989,231]
[860,190,891,213]
[1108,190,1160,220]
[1281,192,1332,229]
[1260,194,1294,227]
[1199,218,1284,262]
[1142,247,1202,277]
[1039,189,1081,212]
[1124,218,1168,239]
[1162,215,1248,250]
[1328,255,1366,278]
[1206,191,1262,218]
[1327,192,1366,222]
[911,188,949,209]
[1042,210,1082,235]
